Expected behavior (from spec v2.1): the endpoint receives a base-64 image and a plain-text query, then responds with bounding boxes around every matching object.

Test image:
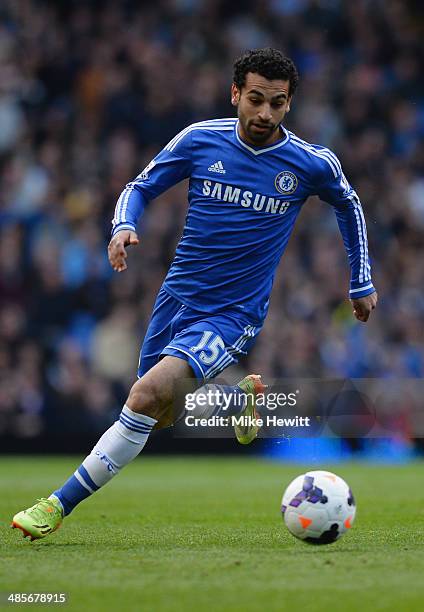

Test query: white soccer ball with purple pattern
[281,470,356,544]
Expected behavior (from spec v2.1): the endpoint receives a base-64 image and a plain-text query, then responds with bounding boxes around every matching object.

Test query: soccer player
[12,48,377,540]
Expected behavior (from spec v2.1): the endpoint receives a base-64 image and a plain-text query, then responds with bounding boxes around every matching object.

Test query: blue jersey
[112,118,375,324]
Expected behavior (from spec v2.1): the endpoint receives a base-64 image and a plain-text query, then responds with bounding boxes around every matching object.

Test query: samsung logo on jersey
[202,180,290,215]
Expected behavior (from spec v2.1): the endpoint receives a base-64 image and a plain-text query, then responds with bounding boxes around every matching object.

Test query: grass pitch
[1,456,424,612]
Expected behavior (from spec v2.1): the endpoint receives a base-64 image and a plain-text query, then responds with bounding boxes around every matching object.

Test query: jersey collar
[235,121,290,155]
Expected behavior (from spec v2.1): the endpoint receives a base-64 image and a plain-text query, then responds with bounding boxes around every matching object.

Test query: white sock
[52,406,157,515]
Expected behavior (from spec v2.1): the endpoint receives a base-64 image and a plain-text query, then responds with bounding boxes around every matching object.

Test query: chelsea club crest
[275,171,298,195]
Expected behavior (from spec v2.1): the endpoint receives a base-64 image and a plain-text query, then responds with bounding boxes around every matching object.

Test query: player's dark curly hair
[233,48,299,97]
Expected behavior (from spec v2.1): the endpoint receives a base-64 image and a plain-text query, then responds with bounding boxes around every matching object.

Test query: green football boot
[234,374,266,445]
[11,497,63,541]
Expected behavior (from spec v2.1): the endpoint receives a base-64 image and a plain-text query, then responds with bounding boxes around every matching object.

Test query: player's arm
[108,128,193,272]
[316,153,377,322]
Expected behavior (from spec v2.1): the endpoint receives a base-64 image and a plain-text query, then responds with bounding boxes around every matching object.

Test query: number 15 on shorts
[190,331,225,366]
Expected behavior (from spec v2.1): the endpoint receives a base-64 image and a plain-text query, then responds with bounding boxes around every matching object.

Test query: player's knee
[126,377,165,419]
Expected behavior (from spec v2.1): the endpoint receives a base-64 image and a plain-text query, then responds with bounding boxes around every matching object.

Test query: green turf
[1,457,424,612]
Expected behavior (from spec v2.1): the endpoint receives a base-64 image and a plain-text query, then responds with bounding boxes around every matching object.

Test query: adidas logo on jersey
[208,160,226,174]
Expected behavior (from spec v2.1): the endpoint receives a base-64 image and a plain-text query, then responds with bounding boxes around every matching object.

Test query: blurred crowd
[1,0,423,440]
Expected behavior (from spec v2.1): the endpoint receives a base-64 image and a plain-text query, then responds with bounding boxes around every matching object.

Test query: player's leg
[126,354,195,424]
[11,287,190,538]
[160,315,266,443]
[11,356,193,540]
[51,356,192,512]
[11,291,263,539]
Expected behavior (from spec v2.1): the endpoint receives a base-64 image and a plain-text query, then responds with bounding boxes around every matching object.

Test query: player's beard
[245,120,280,145]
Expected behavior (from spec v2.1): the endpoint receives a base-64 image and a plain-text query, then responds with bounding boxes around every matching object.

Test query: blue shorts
[138,287,262,381]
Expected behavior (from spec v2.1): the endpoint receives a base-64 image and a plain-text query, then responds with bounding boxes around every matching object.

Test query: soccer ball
[281,470,356,544]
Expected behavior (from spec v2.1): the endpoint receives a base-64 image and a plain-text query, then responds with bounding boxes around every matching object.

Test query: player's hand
[108,230,139,272]
[350,291,378,323]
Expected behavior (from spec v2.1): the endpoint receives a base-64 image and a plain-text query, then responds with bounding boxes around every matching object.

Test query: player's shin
[51,406,157,515]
